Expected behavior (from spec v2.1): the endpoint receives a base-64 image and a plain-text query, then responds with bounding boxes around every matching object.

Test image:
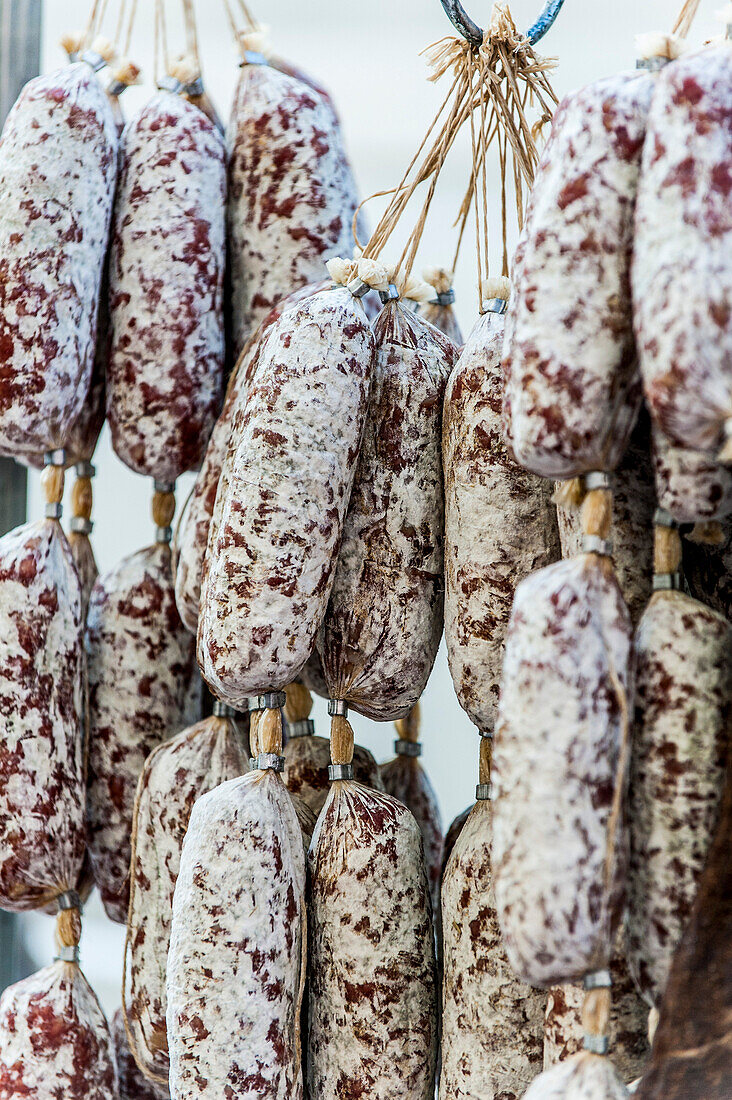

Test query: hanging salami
[444,279,560,733]
[627,517,732,1009]
[174,279,328,634]
[0,61,117,458]
[635,750,732,1099]
[441,738,546,1099]
[379,704,443,917]
[0,459,85,913]
[316,285,456,721]
[633,43,732,465]
[420,266,463,345]
[124,706,249,1085]
[167,709,307,1099]
[112,1008,170,1100]
[308,716,437,1098]
[86,492,201,923]
[198,273,377,707]
[227,45,359,354]
[108,80,226,483]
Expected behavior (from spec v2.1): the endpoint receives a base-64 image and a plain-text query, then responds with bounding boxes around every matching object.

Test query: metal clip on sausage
[439,0,565,46]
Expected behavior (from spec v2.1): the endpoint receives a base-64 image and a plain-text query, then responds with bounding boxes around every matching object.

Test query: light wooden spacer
[581,486,613,541]
[395,701,421,744]
[152,486,176,529]
[41,464,65,506]
[479,734,493,786]
[330,715,355,766]
[259,708,283,756]
[71,475,93,521]
[284,682,313,724]
[653,519,682,577]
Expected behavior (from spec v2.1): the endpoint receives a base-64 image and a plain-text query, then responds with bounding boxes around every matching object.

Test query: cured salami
[492,498,633,986]
[125,711,249,1085]
[523,1051,629,1100]
[86,539,201,923]
[627,564,732,1008]
[317,294,456,720]
[420,266,463,346]
[544,936,650,1083]
[227,58,359,353]
[441,797,546,1099]
[174,279,328,635]
[441,804,471,877]
[682,521,732,622]
[503,69,658,479]
[0,62,117,457]
[444,284,560,733]
[108,88,226,483]
[652,427,732,526]
[198,280,375,707]
[635,755,732,1099]
[112,1008,170,1099]
[167,710,307,1100]
[380,705,443,916]
[308,722,437,1099]
[556,414,655,626]
[633,44,732,463]
[0,953,118,1099]
[0,515,85,912]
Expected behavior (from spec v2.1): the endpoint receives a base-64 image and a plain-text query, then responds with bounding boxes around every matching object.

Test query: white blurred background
[14,0,723,1014]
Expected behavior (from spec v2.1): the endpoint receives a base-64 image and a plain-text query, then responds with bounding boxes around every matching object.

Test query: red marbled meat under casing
[108,91,226,483]
[0,62,117,457]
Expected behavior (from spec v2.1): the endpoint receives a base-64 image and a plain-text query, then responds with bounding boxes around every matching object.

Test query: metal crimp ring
[153,479,175,494]
[44,449,66,467]
[288,718,315,739]
[328,699,349,718]
[70,516,93,535]
[242,50,268,66]
[213,700,237,718]
[107,78,127,96]
[431,289,455,306]
[184,77,204,96]
[653,507,679,529]
[636,56,669,72]
[476,782,492,801]
[56,890,81,912]
[75,460,95,479]
[583,1034,609,1055]
[378,284,400,304]
[584,969,612,990]
[45,503,63,520]
[329,764,354,781]
[583,471,612,491]
[479,729,494,740]
[155,525,172,544]
[81,49,105,71]
[248,756,257,770]
[394,739,422,758]
[582,534,613,557]
[345,277,370,299]
[158,74,184,94]
[251,691,286,712]
[55,945,80,963]
[653,572,683,591]
[255,753,285,773]
[483,296,508,315]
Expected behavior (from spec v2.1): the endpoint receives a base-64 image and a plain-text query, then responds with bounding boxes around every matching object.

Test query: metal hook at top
[439,0,566,46]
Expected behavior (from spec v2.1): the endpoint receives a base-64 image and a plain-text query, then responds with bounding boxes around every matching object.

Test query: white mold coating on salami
[503,71,652,479]
[174,280,327,634]
[282,732,382,816]
[198,286,374,706]
[444,311,560,732]
[652,427,732,524]
[627,589,732,1008]
[108,91,226,483]
[380,755,443,918]
[0,962,118,1098]
[492,555,633,986]
[0,62,117,456]
[86,541,201,924]
[318,301,456,720]
[126,714,249,1083]
[227,63,358,354]
[308,782,437,1099]
[167,769,306,1100]
[0,519,85,911]
[440,800,546,1099]
[523,1054,630,1099]
[633,46,732,458]
[112,1008,170,1100]
[556,415,655,627]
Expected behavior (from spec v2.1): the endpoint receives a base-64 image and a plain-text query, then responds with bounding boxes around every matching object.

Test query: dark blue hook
[439,0,565,46]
